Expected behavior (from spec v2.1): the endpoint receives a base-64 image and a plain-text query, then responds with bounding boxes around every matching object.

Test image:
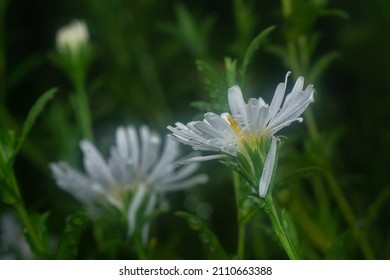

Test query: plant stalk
[264,196,300,260]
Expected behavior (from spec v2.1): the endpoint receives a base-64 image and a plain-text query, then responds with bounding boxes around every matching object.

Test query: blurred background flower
[50,125,208,247]
[56,20,89,55]
[0,212,33,259]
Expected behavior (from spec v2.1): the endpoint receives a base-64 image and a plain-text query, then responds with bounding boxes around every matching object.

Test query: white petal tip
[228,85,241,93]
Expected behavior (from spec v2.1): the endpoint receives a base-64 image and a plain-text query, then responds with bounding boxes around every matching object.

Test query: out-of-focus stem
[324,171,375,259]
[11,172,46,257]
[73,78,93,141]
[233,171,246,259]
[264,196,300,260]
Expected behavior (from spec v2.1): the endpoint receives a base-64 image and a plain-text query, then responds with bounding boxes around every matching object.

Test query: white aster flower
[56,19,89,55]
[168,72,314,197]
[50,125,208,242]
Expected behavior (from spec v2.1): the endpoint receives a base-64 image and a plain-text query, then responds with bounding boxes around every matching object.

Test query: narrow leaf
[195,60,226,99]
[240,26,275,84]
[309,51,340,83]
[24,212,52,258]
[247,195,265,209]
[281,209,299,250]
[0,184,18,205]
[0,130,16,177]
[193,60,228,113]
[14,88,57,156]
[56,210,87,260]
[224,57,237,87]
[176,211,228,259]
[320,9,350,20]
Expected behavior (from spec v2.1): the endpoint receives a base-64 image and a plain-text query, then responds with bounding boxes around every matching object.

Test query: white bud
[56,19,89,54]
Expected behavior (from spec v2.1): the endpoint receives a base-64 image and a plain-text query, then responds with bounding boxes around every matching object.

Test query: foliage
[0,0,389,260]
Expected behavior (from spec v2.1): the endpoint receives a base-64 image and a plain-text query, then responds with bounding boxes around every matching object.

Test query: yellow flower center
[226,114,243,139]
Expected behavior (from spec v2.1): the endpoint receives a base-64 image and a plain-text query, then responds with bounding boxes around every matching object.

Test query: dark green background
[1,0,390,259]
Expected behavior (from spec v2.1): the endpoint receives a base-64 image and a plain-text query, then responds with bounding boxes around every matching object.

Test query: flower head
[56,20,89,55]
[168,72,314,197]
[50,125,208,241]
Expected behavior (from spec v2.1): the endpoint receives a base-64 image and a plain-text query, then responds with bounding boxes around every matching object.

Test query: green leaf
[247,195,265,209]
[8,54,43,91]
[240,26,275,85]
[56,210,87,260]
[281,209,299,251]
[13,88,57,156]
[0,184,18,205]
[176,211,228,259]
[0,130,16,177]
[325,231,352,259]
[264,43,288,63]
[193,60,228,113]
[159,4,215,57]
[309,51,340,83]
[365,186,390,226]
[277,166,322,186]
[320,9,350,20]
[224,57,237,87]
[25,212,52,258]
[195,60,226,99]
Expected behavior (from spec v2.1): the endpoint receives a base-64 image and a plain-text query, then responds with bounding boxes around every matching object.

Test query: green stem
[73,79,94,141]
[134,238,148,260]
[264,196,300,260]
[284,21,374,258]
[14,202,46,256]
[233,171,246,259]
[10,173,46,257]
[287,41,301,75]
[325,171,375,259]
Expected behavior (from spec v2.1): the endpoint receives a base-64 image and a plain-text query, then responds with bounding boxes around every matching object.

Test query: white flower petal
[127,185,147,237]
[255,101,269,131]
[268,84,314,134]
[126,126,140,168]
[228,85,248,131]
[80,140,116,188]
[283,76,305,107]
[141,193,157,245]
[156,174,209,192]
[160,162,201,185]
[204,112,237,137]
[247,98,260,131]
[108,127,132,186]
[148,137,180,183]
[108,147,130,186]
[194,121,223,139]
[178,154,227,163]
[259,137,278,197]
[116,127,128,157]
[268,71,290,122]
[168,123,224,152]
[49,162,100,205]
[139,126,161,177]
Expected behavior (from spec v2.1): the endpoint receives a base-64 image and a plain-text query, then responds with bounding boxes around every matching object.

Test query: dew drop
[207,138,224,148]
